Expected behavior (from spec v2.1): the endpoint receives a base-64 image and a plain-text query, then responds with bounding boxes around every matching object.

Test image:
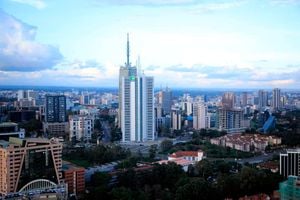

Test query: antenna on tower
[126,33,130,67]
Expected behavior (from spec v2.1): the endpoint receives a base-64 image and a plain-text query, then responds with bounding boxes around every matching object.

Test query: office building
[221,92,235,109]
[43,122,68,138]
[0,122,25,140]
[279,176,300,200]
[157,87,172,115]
[258,90,268,110]
[181,101,193,116]
[119,34,155,142]
[280,149,300,178]
[44,95,68,138]
[171,109,181,130]
[272,88,281,111]
[45,95,67,123]
[0,137,62,195]
[241,92,248,107]
[63,163,85,195]
[216,108,244,133]
[193,102,210,130]
[17,90,36,101]
[69,115,94,142]
[80,93,90,105]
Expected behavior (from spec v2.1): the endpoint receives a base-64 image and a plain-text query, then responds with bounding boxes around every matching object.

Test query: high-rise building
[193,102,210,130]
[0,137,63,195]
[119,34,155,142]
[221,92,235,109]
[45,95,67,123]
[17,90,36,101]
[157,87,172,115]
[44,95,68,138]
[258,90,268,110]
[272,88,281,111]
[80,93,90,105]
[181,101,193,116]
[171,109,181,130]
[216,108,244,133]
[280,149,300,178]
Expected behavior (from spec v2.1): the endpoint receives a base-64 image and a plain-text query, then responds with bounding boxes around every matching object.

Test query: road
[237,149,283,164]
[206,150,282,165]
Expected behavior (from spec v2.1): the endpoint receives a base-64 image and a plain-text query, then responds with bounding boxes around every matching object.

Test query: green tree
[160,139,173,152]
[195,159,213,179]
[149,144,158,159]
[111,127,122,142]
[175,178,219,200]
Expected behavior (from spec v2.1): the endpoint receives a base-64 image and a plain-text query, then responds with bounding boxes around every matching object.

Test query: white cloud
[10,0,46,9]
[0,10,63,71]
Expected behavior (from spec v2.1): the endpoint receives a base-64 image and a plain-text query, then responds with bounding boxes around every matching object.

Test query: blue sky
[0,0,300,89]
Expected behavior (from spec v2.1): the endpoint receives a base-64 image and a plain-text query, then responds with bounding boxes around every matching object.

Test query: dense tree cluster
[85,160,283,200]
[63,144,130,167]
[19,119,42,136]
[273,110,300,146]
[168,140,254,159]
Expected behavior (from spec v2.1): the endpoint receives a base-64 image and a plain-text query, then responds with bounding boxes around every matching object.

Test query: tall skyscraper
[119,34,155,142]
[45,95,67,123]
[258,90,268,110]
[272,88,281,111]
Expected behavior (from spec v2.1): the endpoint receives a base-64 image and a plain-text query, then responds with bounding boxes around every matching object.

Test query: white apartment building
[69,115,94,141]
[193,102,210,130]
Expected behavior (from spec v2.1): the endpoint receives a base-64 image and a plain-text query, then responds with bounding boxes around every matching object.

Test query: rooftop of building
[169,150,203,158]
[0,137,62,149]
[0,122,18,127]
[0,140,10,148]
[62,161,85,171]
[284,149,300,153]
[257,161,278,170]
[213,133,281,145]
[69,115,94,119]
[158,158,194,166]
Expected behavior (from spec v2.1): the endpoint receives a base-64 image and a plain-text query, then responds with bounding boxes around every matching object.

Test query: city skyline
[1,0,300,89]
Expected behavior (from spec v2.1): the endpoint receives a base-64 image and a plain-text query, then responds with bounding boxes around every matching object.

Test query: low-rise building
[210,133,281,152]
[168,150,204,162]
[62,162,85,195]
[157,158,194,172]
[257,161,279,173]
